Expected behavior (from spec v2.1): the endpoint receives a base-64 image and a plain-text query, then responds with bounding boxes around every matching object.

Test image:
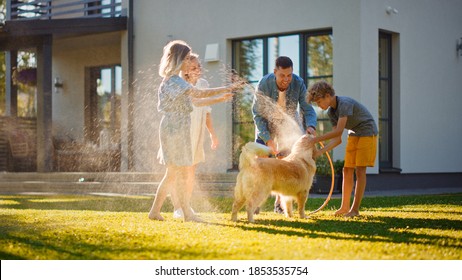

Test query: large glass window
[85,65,121,147]
[268,35,300,76]
[232,39,263,166]
[3,51,37,118]
[379,32,392,169]
[305,32,333,139]
[232,30,333,168]
[0,52,5,116]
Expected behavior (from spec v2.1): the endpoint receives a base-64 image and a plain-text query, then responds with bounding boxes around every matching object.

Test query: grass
[0,193,461,260]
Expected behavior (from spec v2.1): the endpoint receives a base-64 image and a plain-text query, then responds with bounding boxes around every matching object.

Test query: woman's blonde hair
[158,40,191,78]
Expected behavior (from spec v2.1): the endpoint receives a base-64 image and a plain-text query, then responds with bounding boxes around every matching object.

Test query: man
[252,56,317,213]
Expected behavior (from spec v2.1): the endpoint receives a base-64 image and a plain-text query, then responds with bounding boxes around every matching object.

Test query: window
[231,39,263,167]
[3,51,37,118]
[379,32,393,169]
[0,52,5,116]
[232,30,333,168]
[305,32,334,139]
[85,65,121,147]
[86,0,122,17]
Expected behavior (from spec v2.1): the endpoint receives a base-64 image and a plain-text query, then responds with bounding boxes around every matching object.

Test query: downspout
[5,0,18,117]
[127,0,134,170]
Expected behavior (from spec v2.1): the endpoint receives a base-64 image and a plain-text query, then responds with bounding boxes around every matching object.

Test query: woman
[148,41,241,222]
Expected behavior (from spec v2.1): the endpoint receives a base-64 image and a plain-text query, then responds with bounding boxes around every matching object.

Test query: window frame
[231,29,333,169]
[84,64,121,146]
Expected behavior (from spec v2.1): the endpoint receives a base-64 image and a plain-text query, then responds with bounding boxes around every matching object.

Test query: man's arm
[299,82,317,132]
[252,84,271,143]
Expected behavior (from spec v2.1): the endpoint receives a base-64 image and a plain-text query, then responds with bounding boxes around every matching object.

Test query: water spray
[309,141,335,215]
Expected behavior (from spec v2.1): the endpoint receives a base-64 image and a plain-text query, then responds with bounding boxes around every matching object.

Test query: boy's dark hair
[275,56,293,69]
[308,80,335,102]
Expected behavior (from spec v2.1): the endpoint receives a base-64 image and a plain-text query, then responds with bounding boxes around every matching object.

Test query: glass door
[85,65,121,148]
[379,32,393,169]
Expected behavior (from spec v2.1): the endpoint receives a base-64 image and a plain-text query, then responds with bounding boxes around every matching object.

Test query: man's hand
[306,126,317,136]
[266,139,278,155]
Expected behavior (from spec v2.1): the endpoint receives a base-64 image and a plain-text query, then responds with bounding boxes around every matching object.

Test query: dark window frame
[378,31,393,170]
[231,29,333,169]
[84,64,121,146]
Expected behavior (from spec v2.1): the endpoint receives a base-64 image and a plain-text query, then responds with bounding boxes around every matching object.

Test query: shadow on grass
[214,214,462,251]
[1,211,460,260]
[0,193,461,260]
[207,194,462,251]
[0,214,225,260]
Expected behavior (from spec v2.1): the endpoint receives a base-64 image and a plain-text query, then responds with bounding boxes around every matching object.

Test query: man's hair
[275,56,293,69]
[308,80,335,102]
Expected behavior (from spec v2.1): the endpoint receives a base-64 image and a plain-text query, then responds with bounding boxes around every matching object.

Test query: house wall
[356,0,462,173]
[52,32,122,143]
[130,0,462,174]
[384,0,462,173]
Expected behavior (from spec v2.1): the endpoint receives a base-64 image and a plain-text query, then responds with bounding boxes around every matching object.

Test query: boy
[308,81,378,217]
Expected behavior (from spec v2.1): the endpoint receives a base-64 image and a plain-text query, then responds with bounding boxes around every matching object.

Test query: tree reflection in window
[306,33,333,138]
[232,31,333,168]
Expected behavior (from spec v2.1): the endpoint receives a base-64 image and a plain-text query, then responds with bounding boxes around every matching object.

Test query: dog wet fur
[231,134,316,223]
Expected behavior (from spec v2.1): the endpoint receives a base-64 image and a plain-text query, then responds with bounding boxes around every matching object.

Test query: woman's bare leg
[148,166,177,221]
[185,165,196,210]
[176,166,201,222]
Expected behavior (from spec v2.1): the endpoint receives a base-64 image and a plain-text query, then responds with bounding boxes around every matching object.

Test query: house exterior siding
[124,0,462,174]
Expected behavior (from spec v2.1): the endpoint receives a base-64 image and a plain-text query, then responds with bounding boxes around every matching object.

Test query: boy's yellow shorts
[344,135,377,168]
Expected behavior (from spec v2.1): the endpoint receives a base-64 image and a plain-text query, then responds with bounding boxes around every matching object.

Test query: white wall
[133,0,367,173]
[367,0,462,172]
[131,0,462,173]
[53,32,121,142]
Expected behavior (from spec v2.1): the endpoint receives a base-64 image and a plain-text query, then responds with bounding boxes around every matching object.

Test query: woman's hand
[220,93,234,102]
[228,80,246,91]
[210,133,219,150]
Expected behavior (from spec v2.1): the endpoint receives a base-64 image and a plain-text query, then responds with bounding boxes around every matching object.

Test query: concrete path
[1,172,461,198]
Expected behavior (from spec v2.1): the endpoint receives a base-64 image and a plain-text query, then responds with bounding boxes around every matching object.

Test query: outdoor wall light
[54,77,63,93]
[204,43,219,62]
[457,38,462,57]
[386,6,399,15]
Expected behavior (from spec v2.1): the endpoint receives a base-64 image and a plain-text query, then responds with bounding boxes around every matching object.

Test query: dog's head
[290,134,315,154]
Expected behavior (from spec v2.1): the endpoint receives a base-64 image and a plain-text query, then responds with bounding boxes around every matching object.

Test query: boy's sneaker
[173,208,196,219]
[274,204,284,214]
[173,209,184,219]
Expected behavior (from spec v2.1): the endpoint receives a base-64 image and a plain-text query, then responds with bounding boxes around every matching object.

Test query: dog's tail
[239,142,272,170]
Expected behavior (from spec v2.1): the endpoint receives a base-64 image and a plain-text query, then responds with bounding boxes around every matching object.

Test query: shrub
[316,155,344,176]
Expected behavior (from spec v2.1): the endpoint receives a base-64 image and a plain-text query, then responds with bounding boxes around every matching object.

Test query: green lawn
[0,193,461,260]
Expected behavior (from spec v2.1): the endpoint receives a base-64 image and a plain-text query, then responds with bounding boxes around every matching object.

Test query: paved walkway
[1,172,461,198]
[310,186,462,199]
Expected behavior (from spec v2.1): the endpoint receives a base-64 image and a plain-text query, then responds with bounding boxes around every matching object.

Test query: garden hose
[309,141,336,215]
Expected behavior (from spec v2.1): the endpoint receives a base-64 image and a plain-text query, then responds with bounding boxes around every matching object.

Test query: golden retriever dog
[231,134,316,223]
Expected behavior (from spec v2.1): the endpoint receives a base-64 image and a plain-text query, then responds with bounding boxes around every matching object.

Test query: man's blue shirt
[252,73,317,143]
